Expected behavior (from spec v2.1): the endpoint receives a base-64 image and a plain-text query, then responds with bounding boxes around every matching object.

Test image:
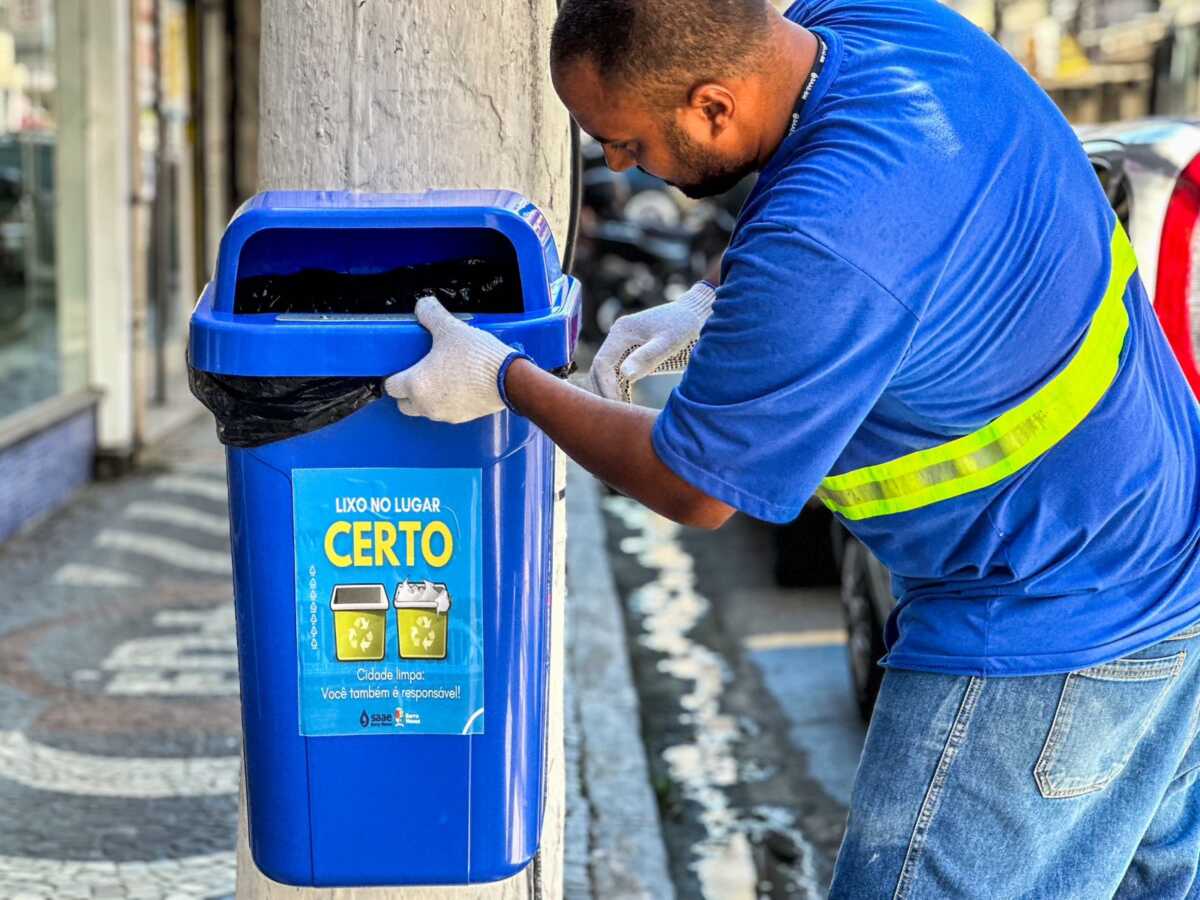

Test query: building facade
[0,0,258,543]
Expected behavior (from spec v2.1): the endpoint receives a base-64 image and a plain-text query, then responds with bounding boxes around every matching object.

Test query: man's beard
[663,120,756,199]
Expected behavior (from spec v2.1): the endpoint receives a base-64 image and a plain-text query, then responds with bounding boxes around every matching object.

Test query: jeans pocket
[1165,620,1200,642]
[1034,650,1187,799]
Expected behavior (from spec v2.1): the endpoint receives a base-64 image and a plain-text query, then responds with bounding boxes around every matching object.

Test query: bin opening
[331,585,389,610]
[233,227,523,315]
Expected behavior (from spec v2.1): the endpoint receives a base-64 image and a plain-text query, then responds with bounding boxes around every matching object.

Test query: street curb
[565,463,676,900]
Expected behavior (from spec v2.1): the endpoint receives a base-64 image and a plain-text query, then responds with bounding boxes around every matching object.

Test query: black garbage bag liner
[234,258,519,315]
[191,257,543,446]
[189,358,575,448]
[188,366,383,448]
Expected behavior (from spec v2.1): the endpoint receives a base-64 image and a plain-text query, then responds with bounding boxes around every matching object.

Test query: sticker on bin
[395,580,451,659]
[293,467,484,737]
[330,584,388,661]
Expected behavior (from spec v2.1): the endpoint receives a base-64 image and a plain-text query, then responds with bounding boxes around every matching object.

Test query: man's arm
[383,295,734,528]
[505,358,735,529]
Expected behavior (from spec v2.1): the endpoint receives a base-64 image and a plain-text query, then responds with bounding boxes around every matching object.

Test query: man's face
[661,118,757,199]
[553,59,756,199]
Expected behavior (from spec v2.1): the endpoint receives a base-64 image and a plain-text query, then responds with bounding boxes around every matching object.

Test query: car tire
[840,538,888,722]
[772,504,839,587]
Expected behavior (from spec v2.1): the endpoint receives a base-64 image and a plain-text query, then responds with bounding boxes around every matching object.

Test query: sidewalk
[0,413,670,899]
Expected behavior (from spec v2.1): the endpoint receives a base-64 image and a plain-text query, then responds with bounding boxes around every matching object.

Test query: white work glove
[589,280,716,402]
[384,295,524,424]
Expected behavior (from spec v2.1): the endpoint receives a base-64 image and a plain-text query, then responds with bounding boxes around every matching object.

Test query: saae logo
[359,709,393,728]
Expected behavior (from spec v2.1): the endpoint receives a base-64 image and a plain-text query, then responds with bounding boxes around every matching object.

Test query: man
[384,0,1200,895]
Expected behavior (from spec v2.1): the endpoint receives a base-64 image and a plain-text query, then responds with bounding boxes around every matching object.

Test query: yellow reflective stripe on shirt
[815,222,1137,521]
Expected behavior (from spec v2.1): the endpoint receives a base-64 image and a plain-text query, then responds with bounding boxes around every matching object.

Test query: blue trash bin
[188,190,580,887]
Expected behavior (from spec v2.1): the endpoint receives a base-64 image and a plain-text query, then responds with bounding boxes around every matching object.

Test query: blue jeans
[831,620,1200,899]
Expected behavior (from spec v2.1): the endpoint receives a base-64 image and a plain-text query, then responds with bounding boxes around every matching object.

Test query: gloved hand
[384,295,524,424]
[589,280,716,401]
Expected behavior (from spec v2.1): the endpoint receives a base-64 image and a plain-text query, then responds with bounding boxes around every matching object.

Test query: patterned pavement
[0,419,238,899]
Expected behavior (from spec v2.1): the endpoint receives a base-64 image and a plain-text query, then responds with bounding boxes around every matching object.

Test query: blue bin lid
[189,190,580,377]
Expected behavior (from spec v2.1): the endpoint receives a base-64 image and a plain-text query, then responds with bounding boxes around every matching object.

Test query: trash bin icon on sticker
[330,584,388,662]
[394,580,451,660]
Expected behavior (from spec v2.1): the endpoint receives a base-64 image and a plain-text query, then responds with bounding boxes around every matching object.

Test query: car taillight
[1155,153,1200,398]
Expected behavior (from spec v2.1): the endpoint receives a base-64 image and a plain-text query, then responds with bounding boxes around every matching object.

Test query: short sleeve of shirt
[651,221,919,524]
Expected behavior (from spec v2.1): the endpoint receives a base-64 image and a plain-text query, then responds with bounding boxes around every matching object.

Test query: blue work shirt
[652,0,1200,675]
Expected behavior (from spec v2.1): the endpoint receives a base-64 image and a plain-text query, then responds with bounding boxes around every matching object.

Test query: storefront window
[0,0,85,422]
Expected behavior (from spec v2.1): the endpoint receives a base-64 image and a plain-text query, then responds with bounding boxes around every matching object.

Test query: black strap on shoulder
[787,33,828,137]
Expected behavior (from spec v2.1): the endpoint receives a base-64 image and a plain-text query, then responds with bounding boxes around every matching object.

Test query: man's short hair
[551,0,773,106]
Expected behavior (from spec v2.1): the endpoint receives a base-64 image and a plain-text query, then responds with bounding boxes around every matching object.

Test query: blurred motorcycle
[574,136,749,340]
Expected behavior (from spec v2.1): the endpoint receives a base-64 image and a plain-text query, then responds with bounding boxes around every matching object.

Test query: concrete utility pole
[237,2,572,898]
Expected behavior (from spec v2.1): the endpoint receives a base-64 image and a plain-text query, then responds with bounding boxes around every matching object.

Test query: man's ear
[687,82,736,136]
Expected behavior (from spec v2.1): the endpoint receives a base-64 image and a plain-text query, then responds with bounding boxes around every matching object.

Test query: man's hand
[589,280,716,400]
[383,295,519,424]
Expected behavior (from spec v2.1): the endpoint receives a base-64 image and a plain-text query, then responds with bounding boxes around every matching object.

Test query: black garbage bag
[234,258,519,315]
[191,256,534,447]
[188,366,383,448]
[189,359,575,448]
